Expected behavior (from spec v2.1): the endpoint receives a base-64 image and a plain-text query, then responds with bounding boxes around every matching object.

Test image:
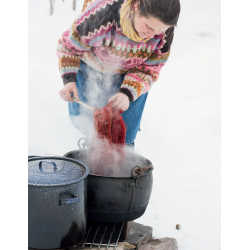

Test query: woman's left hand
[109,93,130,111]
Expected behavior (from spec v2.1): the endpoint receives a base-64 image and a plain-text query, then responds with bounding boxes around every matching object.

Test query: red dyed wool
[88,102,126,176]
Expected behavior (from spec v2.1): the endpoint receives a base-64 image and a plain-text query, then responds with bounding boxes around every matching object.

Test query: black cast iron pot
[64,139,153,223]
[28,156,89,249]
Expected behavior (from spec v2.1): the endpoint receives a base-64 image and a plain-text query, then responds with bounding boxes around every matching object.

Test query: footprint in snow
[195,31,216,38]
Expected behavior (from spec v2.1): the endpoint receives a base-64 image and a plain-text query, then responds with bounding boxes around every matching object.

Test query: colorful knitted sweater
[56,0,174,102]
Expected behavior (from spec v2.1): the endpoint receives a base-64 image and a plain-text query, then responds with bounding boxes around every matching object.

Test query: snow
[28,0,220,249]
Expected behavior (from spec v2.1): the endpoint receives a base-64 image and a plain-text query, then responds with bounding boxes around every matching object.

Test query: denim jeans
[68,61,148,144]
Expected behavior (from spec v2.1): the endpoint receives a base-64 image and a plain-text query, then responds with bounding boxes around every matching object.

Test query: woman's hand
[59,82,79,102]
[109,93,130,111]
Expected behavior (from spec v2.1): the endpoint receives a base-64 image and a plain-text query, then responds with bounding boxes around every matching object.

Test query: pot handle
[39,161,57,172]
[59,196,79,205]
[78,137,87,150]
[131,166,142,179]
[131,164,152,179]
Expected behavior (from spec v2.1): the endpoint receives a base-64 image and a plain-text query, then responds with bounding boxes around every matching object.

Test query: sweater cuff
[119,88,134,102]
[62,73,77,85]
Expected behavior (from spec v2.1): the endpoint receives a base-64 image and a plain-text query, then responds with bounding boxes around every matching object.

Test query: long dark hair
[136,0,180,26]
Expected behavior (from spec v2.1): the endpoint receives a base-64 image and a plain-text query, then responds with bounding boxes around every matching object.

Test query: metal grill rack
[72,221,125,249]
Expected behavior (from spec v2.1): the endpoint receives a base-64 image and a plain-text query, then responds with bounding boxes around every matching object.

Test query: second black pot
[64,148,153,223]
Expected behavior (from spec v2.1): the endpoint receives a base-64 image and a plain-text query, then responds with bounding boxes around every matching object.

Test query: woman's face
[133,3,171,39]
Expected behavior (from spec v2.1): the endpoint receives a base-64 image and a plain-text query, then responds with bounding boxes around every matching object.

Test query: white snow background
[28,0,220,249]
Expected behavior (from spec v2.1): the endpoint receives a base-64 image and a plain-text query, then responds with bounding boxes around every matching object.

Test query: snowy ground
[28,0,220,249]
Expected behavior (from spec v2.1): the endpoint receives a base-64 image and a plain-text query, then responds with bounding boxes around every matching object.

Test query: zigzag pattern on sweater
[78,0,116,23]
[76,0,122,37]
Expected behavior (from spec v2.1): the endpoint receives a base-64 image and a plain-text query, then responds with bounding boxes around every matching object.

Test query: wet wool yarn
[88,102,126,176]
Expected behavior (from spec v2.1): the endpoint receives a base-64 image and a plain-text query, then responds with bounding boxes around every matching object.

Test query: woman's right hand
[59,82,79,102]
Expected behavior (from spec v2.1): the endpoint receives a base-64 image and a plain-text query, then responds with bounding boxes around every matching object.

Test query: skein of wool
[88,102,127,176]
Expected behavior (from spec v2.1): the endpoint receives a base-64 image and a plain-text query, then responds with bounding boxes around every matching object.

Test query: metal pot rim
[28,156,90,186]
[63,150,154,179]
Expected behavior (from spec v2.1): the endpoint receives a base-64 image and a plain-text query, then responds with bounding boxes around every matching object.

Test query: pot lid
[28,156,89,186]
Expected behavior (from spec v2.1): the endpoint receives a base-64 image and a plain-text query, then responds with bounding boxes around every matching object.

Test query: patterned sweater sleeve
[56,0,119,85]
[119,27,175,102]
[56,16,92,85]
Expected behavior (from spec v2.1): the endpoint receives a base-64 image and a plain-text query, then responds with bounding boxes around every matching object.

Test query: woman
[57,0,180,146]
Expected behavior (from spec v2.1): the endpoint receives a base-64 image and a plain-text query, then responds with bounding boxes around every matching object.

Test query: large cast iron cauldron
[28,156,89,249]
[64,140,153,223]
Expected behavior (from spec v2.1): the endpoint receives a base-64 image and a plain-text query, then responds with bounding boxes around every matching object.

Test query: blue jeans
[68,61,148,144]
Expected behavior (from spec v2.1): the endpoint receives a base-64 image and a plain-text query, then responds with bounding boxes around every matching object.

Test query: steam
[79,69,120,108]
[70,66,122,143]
[79,144,150,178]
[88,136,125,177]
[71,65,142,177]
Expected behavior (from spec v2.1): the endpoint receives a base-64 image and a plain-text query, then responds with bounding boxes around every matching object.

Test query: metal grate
[78,221,125,249]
